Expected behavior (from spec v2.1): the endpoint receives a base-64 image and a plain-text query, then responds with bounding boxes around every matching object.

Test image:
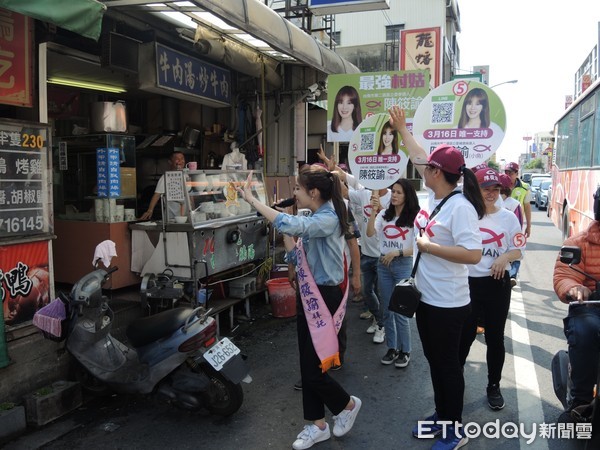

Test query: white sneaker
[292,423,331,450]
[333,396,362,437]
[373,326,385,344]
[366,317,378,334]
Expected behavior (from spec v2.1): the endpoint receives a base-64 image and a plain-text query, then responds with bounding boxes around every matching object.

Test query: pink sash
[296,239,348,373]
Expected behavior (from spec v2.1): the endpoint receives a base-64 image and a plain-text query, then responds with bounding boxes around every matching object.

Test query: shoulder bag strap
[410,190,461,277]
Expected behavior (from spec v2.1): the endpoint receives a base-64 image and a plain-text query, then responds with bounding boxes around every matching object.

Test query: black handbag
[388,191,460,318]
[388,275,421,317]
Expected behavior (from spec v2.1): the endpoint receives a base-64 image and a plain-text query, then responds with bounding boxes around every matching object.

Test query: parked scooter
[63,267,251,416]
[551,246,600,448]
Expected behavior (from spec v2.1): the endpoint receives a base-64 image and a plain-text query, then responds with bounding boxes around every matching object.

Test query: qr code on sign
[360,133,376,152]
[431,102,454,124]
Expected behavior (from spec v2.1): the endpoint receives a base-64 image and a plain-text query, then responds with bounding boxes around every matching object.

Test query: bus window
[579,116,593,167]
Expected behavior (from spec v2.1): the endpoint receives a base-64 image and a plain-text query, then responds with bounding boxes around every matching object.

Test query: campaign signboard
[327,70,429,142]
[347,113,409,190]
[411,80,507,167]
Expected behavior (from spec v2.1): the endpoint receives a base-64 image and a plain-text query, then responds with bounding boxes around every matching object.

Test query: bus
[549,77,600,239]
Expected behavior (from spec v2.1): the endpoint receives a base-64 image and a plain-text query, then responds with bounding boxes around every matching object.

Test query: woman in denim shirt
[238,165,362,450]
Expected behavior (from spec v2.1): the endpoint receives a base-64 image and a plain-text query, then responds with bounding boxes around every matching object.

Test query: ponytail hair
[460,168,485,219]
[298,165,348,235]
[440,167,485,219]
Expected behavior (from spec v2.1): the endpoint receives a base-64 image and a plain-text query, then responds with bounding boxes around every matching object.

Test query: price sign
[165,171,185,202]
[0,121,50,238]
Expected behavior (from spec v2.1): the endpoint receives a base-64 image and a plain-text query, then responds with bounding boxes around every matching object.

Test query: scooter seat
[126,307,193,348]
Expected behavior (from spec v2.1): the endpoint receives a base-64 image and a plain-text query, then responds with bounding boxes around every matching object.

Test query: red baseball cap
[499,173,513,189]
[476,168,502,188]
[413,144,465,175]
[505,162,519,172]
[470,163,488,173]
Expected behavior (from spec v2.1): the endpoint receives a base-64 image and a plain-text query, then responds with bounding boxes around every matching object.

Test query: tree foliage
[525,158,544,169]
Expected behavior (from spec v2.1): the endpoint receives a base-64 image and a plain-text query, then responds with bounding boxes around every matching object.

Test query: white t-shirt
[348,186,391,258]
[468,208,526,278]
[374,210,414,255]
[327,121,354,142]
[413,188,482,308]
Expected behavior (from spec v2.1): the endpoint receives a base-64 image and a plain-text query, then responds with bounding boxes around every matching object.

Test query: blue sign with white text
[96,148,121,198]
[155,43,231,106]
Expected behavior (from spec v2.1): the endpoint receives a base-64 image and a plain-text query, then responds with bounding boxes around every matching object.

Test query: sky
[457,0,600,165]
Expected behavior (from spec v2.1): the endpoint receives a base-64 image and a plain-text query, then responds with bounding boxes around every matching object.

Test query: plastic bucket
[266,278,296,318]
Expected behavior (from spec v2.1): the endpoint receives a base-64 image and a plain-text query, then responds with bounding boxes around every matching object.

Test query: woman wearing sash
[238,165,361,450]
[389,106,484,450]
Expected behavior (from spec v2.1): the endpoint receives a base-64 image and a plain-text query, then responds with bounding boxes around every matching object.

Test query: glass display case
[161,169,267,227]
[54,134,137,222]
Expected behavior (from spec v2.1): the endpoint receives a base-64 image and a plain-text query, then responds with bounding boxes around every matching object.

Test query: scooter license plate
[203,337,241,371]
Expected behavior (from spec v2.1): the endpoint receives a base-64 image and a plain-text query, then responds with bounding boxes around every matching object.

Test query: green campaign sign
[412,80,507,167]
[327,70,429,142]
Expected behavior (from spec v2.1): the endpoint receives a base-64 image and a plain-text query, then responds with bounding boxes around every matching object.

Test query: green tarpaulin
[0,0,106,41]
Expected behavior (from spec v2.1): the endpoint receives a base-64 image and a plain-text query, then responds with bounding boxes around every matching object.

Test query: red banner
[1,241,50,326]
[0,9,32,107]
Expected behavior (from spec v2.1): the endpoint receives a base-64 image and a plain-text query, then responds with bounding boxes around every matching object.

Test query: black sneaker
[395,352,410,368]
[487,384,505,410]
[381,349,399,365]
[294,379,302,391]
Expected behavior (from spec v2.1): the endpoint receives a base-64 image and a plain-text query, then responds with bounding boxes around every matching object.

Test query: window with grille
[330,31,340,45]
[386,25,404,42]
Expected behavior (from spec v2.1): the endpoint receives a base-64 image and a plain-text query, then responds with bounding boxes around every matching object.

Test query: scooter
[551,246,600,448]
[63,267,251,416]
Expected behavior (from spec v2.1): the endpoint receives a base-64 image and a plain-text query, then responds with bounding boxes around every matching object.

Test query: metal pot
[90,101,127,133]
[182,126,201,148]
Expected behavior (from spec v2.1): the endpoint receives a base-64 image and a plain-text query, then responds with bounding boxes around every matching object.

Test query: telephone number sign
[0,122,49,239]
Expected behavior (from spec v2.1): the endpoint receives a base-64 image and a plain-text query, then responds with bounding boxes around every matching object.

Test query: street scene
[4,208,587,449]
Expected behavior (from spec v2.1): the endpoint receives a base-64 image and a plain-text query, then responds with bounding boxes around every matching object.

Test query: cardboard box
[120,167,136,197]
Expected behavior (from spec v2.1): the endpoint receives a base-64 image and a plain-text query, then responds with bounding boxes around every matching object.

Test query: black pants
[297,285,350,420]
[416,301,471,423]
[459,273,511,387]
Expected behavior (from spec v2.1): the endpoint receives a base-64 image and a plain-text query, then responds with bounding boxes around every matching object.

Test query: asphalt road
[6,208,589,450]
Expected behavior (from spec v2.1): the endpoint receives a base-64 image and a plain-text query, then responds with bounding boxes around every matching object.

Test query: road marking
[509,286,549,450]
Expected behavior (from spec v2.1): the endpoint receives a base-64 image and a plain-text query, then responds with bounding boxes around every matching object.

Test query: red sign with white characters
[0,10,32,107]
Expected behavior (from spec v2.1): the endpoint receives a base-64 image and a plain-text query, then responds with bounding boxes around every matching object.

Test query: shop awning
[101,0,359,75]
[0,0,106,41]
[195,0,359,74]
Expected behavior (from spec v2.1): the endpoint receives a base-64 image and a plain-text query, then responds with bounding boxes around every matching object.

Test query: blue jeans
[564,305,600,406]
[377,257,412,353]
[361,254,382,326]
[509,260,520,278]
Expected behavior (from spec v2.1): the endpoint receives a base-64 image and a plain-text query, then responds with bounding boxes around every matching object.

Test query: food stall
[52,134,140,289]
[130,169,268,319]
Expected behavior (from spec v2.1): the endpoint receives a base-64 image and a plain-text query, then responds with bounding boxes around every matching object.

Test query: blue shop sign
[155,43,231,106]
[96,148,121,198]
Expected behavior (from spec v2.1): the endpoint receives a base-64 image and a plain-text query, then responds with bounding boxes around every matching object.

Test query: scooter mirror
[559,246,581,265]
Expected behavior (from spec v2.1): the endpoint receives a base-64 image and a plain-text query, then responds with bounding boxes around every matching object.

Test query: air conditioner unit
[101,32,141,74]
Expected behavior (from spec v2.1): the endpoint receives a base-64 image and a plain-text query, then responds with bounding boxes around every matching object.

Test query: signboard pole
[333,142,339,167]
